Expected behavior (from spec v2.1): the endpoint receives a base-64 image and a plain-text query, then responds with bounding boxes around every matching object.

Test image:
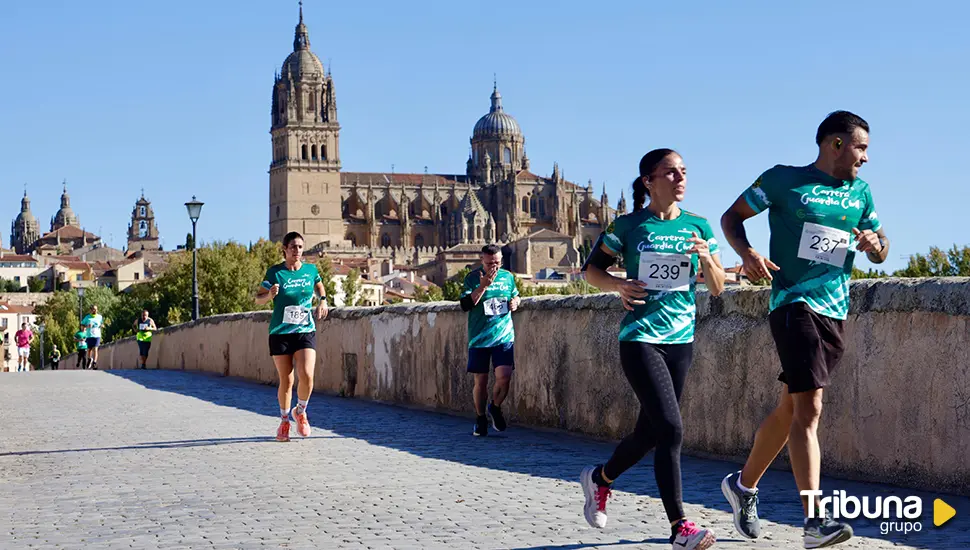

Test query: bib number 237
[797,222,850,267]
[638,252,691,292]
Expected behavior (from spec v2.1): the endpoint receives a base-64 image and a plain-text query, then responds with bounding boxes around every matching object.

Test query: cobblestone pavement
[1,370,967,549]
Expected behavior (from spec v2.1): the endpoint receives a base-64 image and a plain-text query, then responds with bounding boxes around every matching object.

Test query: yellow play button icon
[934,498,956,527]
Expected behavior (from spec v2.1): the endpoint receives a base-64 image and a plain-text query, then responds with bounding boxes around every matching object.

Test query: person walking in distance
[579,149,724,550]
[719,111,889,549]
[81,305,104,369]
[255,231,328,442]
[459,244,520,437]
[14,323,33,372]
[134,310,157,369]
[49,344,61,370]
[74,325,88,369]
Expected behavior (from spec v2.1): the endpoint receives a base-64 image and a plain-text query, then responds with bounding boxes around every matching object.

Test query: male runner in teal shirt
[719,111,889,549]
[460,244,520,437]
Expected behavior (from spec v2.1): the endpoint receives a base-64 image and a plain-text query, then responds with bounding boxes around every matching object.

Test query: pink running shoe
[291,406,311,437]
[276,418,291,442]
[670,520,716,550]
[580,466,611,528]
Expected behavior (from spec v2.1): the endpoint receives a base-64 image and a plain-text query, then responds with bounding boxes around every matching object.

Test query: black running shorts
[768,302,846,394]
[268,332,317,356]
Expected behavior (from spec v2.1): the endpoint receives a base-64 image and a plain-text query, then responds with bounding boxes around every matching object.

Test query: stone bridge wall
[75,278,970,495]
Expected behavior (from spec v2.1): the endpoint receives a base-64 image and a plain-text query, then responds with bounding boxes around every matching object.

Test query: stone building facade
[127,192,161,252]
[270,6,625,277]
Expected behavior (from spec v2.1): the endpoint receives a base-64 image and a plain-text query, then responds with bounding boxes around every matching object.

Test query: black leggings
[603,341,693,522]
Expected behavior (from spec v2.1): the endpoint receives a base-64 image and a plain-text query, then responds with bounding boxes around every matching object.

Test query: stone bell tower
[268,2,345,248]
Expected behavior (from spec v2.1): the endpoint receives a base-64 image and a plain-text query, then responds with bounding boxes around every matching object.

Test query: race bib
[797,222,850,267]
[483,297,509,316]
[638,251,691,292]
[282,305,309,325]
[138,323,150,331]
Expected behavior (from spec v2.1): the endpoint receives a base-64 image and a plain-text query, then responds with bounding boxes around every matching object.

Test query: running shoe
[804,515,853,548]
[276,418,291,442]
[580,465,611,528]
[291,406,311,437]
[487,401,507,432]
[473,415,488,437]
[721,471,761,539]
[670,520,716,549]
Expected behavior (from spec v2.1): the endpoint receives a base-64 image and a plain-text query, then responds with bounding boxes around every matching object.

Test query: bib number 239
[282,305,309,325]
[797,222,850,267]
[638,252,691,292]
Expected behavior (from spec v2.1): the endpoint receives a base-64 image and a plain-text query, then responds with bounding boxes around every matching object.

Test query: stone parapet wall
[75,278,970,495]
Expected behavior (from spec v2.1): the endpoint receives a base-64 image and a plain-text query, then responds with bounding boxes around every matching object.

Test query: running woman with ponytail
[255,231,328,442]
[579,149,725,550]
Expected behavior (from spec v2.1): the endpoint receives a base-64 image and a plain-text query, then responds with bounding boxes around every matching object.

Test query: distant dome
[282,49,324,79]
[473,85,522,139]
[53,183,79,229]
[14,192,37,225]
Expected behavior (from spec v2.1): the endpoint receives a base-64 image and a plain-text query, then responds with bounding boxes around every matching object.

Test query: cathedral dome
[14,192,38,226]
[473,85,522,139]
[280,4,324,80]
[53,183,79,229]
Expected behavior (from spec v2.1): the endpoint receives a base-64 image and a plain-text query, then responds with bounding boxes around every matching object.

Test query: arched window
[415,234,425,248]
[301,145,308,160]
[348,234,357,247]
[139,206,146,217]
[504,147,512,165]
[308,93,316,113]
[477,226,482,240]
[311,145,318,160]
[375,201,384,219]
[381,233,391,247]
[321,145,327,160]
[538,198,546,217]
[530,196,538,216]
[522,196,529,213]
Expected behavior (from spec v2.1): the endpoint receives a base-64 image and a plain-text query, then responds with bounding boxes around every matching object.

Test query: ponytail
[632,148,678,212]
[632,177,648,212]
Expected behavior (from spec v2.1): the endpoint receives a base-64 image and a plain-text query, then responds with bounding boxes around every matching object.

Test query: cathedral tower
[51,180,80,231]
[11,189,40,254]
[127,191,161,252]
[269,3,345,248]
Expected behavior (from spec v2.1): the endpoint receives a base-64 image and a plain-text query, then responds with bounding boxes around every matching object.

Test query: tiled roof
[0,302,35,315]
[342,172,469,187]
[0,254,37,264]
[37,225,99,240]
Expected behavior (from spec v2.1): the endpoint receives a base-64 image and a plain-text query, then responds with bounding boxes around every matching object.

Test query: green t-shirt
[742,164,882,320]
[136,318,155,342]
[602,209,720,344]
[75,331,88,351]
[461,268,519,349]
[81,313,104,338]
[264,262,322,335]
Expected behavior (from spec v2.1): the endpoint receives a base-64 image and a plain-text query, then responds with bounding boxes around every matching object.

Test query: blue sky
[2,0,968,271]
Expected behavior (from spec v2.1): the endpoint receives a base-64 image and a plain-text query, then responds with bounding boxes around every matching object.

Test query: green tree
[414,285,444,302]
[185,232,195,251]
[851,267,889,279]
[341,268,361,306]
[0,278,21,292]
[27,277,45,292]
[893,245,970,277]
[578,241,592,265]
[315,256,339,307]
[442,267,472,301]
[560,279,596,295]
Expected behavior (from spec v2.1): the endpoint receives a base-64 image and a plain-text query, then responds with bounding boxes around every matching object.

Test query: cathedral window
[477,227,482,240]
[321,145,327,160]
[549,246,555,259]
[375,202,384,219]
[530,196,538,216]
[504,147,512,165]
[415,234,424,248]
[308,93,316,113]
[311,145,318,161]
[538,198,546,217]
[301,144,308,160]
[139,206,146,217]
[522,196,529,213]
[381,234,391,247]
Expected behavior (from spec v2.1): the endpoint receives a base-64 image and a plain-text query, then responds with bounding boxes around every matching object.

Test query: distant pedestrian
[14,323,33,372]
[75,326,88,370]
[134,310,157,369]
[49,345,61,370]
[81,305,104,369]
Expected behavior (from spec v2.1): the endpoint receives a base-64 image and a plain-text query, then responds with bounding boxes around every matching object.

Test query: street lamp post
[38,323,45,370]
[185,196,204,321]
[77,286,85,328]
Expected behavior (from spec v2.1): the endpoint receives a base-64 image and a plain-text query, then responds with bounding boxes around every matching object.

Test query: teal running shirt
[602,209,719,344]
[264,262,322,335]
[461,268,519,348]
[742,164,882,320]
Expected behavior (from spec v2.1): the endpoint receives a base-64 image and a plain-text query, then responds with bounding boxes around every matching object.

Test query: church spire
[293,1,310,51]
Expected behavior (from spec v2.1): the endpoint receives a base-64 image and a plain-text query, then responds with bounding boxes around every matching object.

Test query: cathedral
[269,5,624,277]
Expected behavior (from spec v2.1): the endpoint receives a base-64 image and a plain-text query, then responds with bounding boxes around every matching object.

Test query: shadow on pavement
[0,435,338,457]
[104,369,969,550]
